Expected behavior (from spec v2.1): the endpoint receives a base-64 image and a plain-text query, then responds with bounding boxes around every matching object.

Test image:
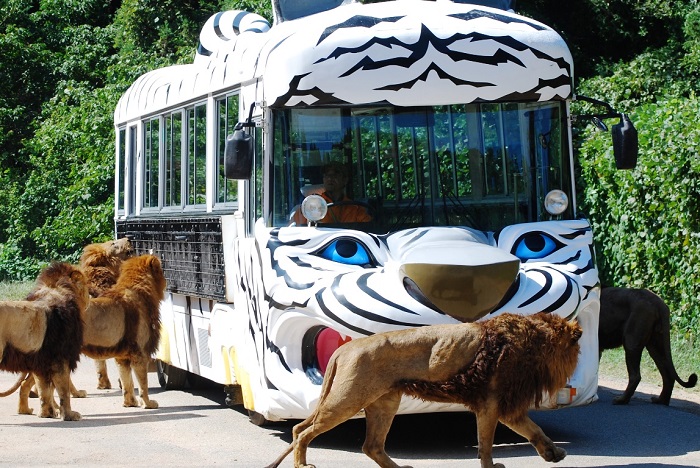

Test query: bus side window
[217,94,240,207]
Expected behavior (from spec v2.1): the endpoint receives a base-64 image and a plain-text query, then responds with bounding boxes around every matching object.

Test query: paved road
[0,358,698,467]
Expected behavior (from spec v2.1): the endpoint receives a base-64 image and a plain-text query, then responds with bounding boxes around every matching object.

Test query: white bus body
[114,0,616,422]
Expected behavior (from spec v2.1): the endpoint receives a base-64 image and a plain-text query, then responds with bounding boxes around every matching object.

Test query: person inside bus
[290,161,372,225]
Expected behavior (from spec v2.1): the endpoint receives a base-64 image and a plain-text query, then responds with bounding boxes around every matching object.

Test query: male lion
[0,262,89,421]
[80,237,134,390]
[17,237,135,410]
[599,287,697,405]
[267,312,582,468]
[80,253,165,409]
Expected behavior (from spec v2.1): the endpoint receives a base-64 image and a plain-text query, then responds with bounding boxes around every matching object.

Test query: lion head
[26,262,90,312]
[80,238,134,297]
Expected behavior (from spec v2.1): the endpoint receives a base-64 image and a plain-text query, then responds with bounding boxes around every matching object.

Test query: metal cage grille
[116,217,225,300]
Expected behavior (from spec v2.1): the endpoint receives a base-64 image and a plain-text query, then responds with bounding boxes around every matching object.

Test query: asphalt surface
[0,358,699,467]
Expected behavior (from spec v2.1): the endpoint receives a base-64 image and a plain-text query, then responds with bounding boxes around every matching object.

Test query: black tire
[155,360,188,390]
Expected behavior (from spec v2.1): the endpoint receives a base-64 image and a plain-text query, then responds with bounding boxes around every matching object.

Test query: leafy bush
[578,97,700,335]
[0,242,43,282]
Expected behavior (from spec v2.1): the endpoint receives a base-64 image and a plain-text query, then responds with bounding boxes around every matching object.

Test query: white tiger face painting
[233,219,600,421]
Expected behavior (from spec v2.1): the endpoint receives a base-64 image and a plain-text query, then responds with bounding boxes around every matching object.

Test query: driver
[291,161,372,225]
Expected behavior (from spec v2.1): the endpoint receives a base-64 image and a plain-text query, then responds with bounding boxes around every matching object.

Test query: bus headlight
[544,190,569,215]
[301,194,328,223]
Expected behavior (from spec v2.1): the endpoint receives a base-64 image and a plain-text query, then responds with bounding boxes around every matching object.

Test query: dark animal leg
[616,345,643,404]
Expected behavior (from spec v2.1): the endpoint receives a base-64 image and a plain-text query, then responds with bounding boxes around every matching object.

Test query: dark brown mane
[2,262,85,379]
[2,297,84,377]
[81,244,122,297]
[399,313,580,415]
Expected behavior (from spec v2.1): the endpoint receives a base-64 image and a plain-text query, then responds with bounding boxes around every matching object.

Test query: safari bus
[113,0,637,423]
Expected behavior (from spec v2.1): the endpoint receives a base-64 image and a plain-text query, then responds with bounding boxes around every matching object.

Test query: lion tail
[266,355,340,468]
[658,303,697,389]
[265,442,294,468]
[0,373,29,397]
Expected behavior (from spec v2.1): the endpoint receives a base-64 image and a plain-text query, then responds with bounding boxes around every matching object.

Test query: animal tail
[266,355,340,467]
[659,304,698,389]
[0,373,29,397]
[265,442,294,468]
[678,372,698,388]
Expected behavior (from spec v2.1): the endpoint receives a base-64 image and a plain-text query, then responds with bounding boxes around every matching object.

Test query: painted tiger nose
[400,243,520,322]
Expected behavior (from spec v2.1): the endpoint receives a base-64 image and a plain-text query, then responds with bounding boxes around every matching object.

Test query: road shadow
[263,385,700,464]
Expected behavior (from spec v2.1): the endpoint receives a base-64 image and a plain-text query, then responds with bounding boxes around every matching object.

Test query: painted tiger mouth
[302,325,352,384]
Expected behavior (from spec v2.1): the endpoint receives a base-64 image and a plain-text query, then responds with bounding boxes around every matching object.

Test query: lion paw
[38,408,57,419]
[142,399,159,409]
[62,410,82,421]
[18,406,34,415]
[651,396,670,406]
[542,446,566,463]
[97,378,112,390]
[123,400,140,408]
[73,389,88,398]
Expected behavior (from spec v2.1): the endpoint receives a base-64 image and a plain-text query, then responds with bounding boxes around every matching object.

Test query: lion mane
[79,237,134,390]
[80,237,134,298]
[268,312,582,468]
[0,262,89,421]
[399,311,580,416]
[80,254,165,409]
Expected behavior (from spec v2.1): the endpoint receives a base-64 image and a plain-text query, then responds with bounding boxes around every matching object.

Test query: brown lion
[267,312,582,468]
[17,237,134,411]
[79,237,134,390]
[80,253,165,409]
[0,262,89,421]
[599,287,698,405]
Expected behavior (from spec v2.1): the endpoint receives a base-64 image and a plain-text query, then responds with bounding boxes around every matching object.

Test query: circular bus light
[301,194,328,223]
[544,190,569,215]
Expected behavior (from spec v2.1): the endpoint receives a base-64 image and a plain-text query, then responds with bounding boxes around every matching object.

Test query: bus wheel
[248,410,269,426]
[156,359,187,390]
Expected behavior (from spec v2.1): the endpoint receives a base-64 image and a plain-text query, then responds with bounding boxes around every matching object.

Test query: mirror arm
[572,95,621,122]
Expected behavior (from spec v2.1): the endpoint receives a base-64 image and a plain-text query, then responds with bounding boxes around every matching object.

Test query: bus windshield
[271,102,572,232]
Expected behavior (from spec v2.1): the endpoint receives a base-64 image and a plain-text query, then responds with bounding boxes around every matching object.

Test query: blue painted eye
[318,239,372,266]
[512,232,562,260]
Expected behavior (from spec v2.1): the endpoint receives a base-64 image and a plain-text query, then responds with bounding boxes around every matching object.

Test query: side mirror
[224,124,253,179]
[611,114,638,170]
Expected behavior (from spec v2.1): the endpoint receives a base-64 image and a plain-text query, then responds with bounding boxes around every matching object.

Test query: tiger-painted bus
[113,0,637,423]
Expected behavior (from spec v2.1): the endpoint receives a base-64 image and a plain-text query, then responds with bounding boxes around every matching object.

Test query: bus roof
[114,0,573,124]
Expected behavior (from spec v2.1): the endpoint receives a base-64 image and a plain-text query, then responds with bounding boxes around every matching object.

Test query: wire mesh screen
[116,217,226,300]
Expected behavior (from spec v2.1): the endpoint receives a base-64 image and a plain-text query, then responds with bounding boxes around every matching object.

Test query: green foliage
[578,97,700,335]
[0,0,699,345]
[519,0,691,78]
[0,242,43,282]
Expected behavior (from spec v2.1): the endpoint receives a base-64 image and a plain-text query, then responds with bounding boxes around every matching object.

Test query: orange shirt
[291,192,372,225]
